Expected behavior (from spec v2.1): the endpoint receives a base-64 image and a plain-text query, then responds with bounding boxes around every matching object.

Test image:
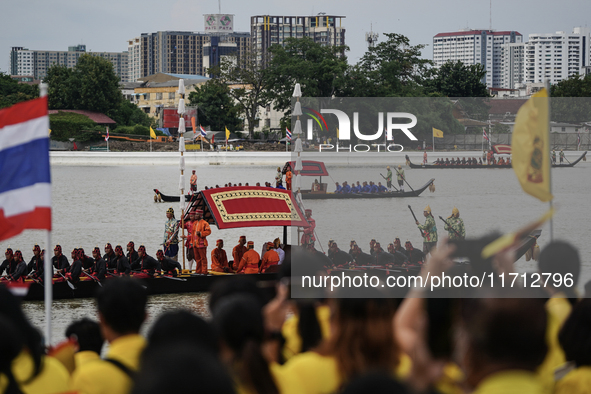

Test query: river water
[2,155,590,344]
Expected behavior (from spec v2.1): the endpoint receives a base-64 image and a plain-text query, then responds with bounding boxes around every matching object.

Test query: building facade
[250,14,346,65]
[433,30,523,88]
[524,27,590,84]
[128,31,251,80]
[500,43,525,89]
[9,45,129,82]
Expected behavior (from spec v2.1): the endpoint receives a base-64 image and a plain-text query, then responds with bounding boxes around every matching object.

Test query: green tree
[0,72,38,109]
[551,73,591,97]
[426,61,489,97]
[44,65,76,109]
[345,33,432,97]
[550,74,591,123]
[209,50,270,139]
[109,100,154,128]
[264,37,349,115]
[188,79,242,131]
[73,54,123,115]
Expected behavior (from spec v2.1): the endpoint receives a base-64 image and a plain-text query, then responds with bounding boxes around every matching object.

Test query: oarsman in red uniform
[192,209,211,275]
[88,247,106,281]
[211,240,230,273]
[114,245,131,275]
[237,241,260,274]
[52,245,70,277]
[27,245,45,282]
[301,209,316,246]
[0,248,15,277]
[260,242,280,273]
[126,242,139,266]
[423,151,428,165]
[182,209,197,271]
[232,236,247,272]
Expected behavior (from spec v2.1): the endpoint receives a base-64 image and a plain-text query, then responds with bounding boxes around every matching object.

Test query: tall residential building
[524,27,591,84]
[9,45,129,82]
[500,43,525,89]
[128,30,251,80]
[250,14,346,65]
[433,30,523,88]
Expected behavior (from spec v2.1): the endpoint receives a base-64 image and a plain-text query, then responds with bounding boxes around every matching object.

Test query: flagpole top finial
[39,83,48,97]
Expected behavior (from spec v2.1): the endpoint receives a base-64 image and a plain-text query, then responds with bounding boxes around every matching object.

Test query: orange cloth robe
[238,249,260,274]
[286,170,293,190]
[211,248,229,272]
[192,219,211,274]
[232,245,247,271]
[260,249,280,273]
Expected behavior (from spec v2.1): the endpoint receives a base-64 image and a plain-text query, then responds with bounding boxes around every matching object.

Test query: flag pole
[40,82,53,346]
[432,132,434,153]
[545,80,553,241]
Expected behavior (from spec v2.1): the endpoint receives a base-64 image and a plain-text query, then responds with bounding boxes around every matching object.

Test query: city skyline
[2,0,590,77]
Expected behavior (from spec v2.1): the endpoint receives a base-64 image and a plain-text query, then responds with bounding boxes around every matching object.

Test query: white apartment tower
[500,43,525,89]
[433,30,523,88]
[524,27,591,84]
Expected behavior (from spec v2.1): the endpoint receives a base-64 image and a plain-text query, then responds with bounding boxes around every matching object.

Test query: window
[156,92,163,100]
[169,92,175,99]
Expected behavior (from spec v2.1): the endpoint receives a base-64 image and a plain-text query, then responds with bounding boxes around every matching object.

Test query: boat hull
[405,152,586,169]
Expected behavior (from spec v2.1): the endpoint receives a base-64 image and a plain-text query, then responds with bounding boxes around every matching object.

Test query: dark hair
[96,278,147,335]
[208,276,268,314]
[318,296,400,382]
[296,302,323,353]
[147,310,217,354]
[0,286,43,382]
[65,318,103,354]
[0,316,25,394]
[212,294,278,394]
[133,343,235,394]
[461,293,547,372]
[538,241,580,304]
[559,299,591,367]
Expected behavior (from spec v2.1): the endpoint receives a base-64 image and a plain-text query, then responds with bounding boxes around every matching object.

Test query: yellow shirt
[74,351,100,369]
[281,305,331,361]
[234,363,303,394]
[537,295,572,393]
[473,370,544,394]
[70,334,146,394]
[0,351,69,394]
[555,366,591,394]
[279,351,407,394]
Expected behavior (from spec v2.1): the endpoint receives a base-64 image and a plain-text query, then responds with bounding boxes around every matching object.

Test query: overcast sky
[2,0,590,75]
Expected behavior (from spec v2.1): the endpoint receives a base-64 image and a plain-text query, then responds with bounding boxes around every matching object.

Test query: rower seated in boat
[328,242,354,268]
[377,182,388,192]
[114,245,131,276]
[52,244,70,277]
[260,242,280,273]
[66,249,84,284]
[370,182,379,193]
[334,182,342,193]
[404,241,425,266]
[89,247,106,281]
[156,250,182,277]
[385,244,409,267]
[350,245,373,266]
[5,250,27,282]
[211,239,230,273]
[445,158,450,166]
[341,181,351,193]
[131,245,158,277]
[237,241,260,274]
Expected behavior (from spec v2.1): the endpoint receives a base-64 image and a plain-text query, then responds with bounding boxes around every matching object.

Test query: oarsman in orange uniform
[182,209,197,271]
[237,241,260,274]
[192,209,211,275]
[259,242,280,273]
[285,165,293,190]
[211,239,230,273]
[232,236,247,272]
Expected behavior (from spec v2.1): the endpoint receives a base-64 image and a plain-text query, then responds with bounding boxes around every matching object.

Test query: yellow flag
[432,128,444,138]
[511,88,553,202]
[150,126,156,139]
[336,128,339,138]
[48,129,52,136]
[225,126,230,141]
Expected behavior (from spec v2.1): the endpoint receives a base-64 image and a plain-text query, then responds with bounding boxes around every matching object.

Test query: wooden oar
[438,216,463,239]
[379,173,399,191]
[27,274,44,287]
[58,271,76,290]
[395,169,415,193]
[157,273,187,282]
[408,205,425,238]
[82,271,102,287]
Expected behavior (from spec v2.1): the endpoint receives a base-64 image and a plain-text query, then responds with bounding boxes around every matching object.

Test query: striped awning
[493,144,512,155]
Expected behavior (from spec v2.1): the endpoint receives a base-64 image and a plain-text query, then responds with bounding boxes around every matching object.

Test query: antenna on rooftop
[489,0,492,31]
[218,0,221,15]
[366,23,378,48]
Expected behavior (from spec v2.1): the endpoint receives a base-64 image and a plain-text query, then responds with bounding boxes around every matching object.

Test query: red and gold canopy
[283,161,329,176]
[190,187,309,229]
[492,144,512,155]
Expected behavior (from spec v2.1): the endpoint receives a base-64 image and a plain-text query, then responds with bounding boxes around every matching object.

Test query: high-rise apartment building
[9,45,129,82]
[500,43,525,89]
[524,27,590,84]
[433,30,523,88]
[128,30,250,80]
[250,14,346,65]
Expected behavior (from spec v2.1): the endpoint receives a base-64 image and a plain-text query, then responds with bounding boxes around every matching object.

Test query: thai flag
[200,125,207,137]
[0,97,51,241]
[105,127,109,141]
[578,132,581,146]
[483,127,489,141]
[286,127,292,141]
